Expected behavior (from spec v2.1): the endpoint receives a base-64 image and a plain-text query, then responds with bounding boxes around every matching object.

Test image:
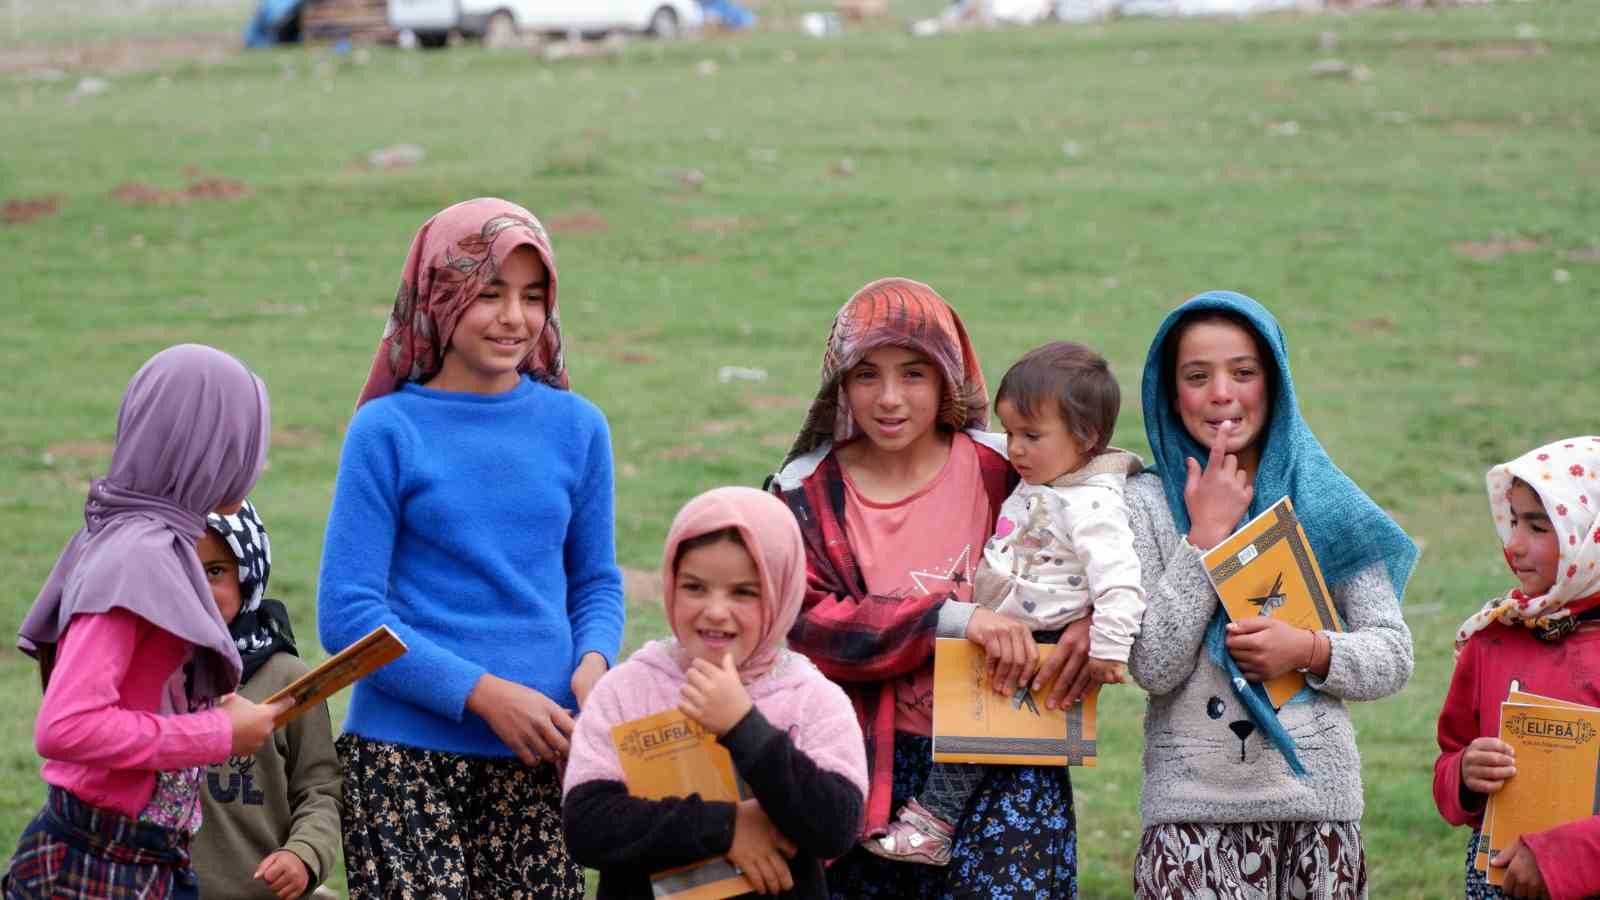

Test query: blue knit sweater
[317,376,624,756]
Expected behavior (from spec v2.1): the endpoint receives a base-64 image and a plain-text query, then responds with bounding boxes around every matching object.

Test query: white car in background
[389,0,702,45]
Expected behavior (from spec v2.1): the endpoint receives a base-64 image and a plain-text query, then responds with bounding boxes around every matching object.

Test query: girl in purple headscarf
[5,344,290,900]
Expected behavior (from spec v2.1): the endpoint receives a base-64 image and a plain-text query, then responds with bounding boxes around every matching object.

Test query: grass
[2,1,1597,896]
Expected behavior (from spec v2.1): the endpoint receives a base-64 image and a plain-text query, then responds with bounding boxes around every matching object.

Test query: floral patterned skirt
[1134,820,1366,900]
[337,733,582,900]
[825,733,1077,900]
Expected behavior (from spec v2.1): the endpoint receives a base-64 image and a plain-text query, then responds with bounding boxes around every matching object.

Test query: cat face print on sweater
[1145,657,1346,788]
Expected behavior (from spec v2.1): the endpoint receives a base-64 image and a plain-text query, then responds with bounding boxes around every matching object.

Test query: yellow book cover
[610,708,754,900]
[1476,689,1593,873]
[1201,497,1343,709]
[264,625,406,727]
[931,638,1100,766]
[1484,700,1600,887]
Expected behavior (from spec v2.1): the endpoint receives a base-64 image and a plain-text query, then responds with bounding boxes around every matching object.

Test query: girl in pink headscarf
[563,487,868,898]
[1434,437,1600,900]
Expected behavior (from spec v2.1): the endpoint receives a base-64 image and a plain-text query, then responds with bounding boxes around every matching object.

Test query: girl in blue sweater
[318,198,625,899]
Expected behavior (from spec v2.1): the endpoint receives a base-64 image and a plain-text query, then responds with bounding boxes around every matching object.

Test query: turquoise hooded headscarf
[1141,290,1418,774]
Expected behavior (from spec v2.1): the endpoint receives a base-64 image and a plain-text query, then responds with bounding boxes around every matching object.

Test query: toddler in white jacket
[868,341,1145,866]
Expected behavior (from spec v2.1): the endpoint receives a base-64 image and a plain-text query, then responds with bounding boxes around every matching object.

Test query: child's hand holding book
[729,799,796,895]
[1460,737,1516,797]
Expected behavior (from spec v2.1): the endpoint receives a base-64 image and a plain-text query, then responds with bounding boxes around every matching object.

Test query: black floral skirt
[337,733,582,900]
[825,733,1077,900]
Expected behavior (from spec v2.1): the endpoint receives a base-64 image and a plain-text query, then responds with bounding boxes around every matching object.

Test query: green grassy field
[3,1,1597,896]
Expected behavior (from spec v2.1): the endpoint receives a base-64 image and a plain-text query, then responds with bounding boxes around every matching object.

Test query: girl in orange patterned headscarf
[769,278,1090,899]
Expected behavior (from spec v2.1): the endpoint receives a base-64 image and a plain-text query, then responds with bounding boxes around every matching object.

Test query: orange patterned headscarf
[357,198,567,407]
[782,277,989,467]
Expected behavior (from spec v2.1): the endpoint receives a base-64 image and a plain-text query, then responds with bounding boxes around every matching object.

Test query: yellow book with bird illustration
[931,638,1099,766]
[1201,497,1343,709]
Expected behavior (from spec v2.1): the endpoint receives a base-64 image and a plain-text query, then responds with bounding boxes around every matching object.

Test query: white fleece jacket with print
[973,448,1146,661]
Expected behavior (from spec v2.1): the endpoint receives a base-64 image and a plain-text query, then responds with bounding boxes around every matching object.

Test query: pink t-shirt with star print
[841,432,994,736]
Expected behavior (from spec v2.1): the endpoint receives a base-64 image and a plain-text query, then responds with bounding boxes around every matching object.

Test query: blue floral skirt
[825,733,1077,900]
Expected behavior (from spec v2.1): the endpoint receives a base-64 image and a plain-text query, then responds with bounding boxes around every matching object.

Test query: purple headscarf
[18,344,271,702]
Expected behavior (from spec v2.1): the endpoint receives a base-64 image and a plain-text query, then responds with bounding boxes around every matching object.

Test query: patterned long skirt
[1135,820,1366,899]
[337,734,583,900]
[825,733,1078,900]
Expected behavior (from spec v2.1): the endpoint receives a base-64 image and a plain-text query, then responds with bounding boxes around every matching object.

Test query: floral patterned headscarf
[1455,436,1600,649]
[781,277,988,467]
[357,198,566,407]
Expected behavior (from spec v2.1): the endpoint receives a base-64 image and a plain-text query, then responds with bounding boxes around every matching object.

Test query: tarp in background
[244,0,303,46]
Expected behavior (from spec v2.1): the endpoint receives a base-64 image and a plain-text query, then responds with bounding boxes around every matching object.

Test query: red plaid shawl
[773,444,1015,836]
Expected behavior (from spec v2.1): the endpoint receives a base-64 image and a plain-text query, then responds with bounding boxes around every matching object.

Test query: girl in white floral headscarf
[1455,436,1600,648]
[1434,436,1600,900]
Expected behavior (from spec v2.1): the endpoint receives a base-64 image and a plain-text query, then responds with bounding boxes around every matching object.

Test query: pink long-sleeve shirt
[36,608,233,818]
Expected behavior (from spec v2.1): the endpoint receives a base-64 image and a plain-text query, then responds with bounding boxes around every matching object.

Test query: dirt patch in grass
[1346,315,1395,333]
[547,211,611,234]
[681,216,754,235]
[271,428,322,449]
[623,566,663,604]
[1436,43,1550,65]
[44,440,114,460]
[3,194,63,225]
[1562,245,1600,264]
[0,34,232,76]
[742,394,808,411]
[1453,238,1545,260]
[696,420,749,436]
[110,177,252,206]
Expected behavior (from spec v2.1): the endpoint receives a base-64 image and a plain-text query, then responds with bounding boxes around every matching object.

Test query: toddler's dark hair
[996,342,1120,457]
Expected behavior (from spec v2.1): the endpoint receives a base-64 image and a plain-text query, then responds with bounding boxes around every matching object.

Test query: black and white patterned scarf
[206,499,297,682]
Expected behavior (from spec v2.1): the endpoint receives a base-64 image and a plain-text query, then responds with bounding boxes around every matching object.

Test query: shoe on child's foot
[861,798,953,866]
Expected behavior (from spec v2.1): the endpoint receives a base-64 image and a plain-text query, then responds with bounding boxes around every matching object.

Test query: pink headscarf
[662,487,806,684]
[357,197,567,407]
[1455,436,1600,649]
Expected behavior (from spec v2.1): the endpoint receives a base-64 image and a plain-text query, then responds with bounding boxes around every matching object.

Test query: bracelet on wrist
[1296,629,1319,674]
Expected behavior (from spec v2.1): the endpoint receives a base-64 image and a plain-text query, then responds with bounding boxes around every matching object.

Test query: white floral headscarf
[1455,436,1600,649]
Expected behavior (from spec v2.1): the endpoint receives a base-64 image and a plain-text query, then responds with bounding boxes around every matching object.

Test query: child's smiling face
[198,529,243,624]
[672,536,764,668]
[435,245,549,394]
[1505,481,1561,597]
[842,345,944,457]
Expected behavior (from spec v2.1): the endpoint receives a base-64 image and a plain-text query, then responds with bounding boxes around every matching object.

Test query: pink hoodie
[563,487,866,801]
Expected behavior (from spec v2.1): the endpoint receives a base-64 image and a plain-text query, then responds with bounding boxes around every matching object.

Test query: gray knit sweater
[1124,473,1413,828]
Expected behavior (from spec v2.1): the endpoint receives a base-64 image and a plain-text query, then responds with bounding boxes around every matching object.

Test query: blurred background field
[2,0,1597,896]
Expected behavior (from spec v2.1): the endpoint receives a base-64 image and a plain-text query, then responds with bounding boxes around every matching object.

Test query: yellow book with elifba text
[610,708,754,900]
[1201,497,1343,709]
[931,638,1099,766]
[1480,698,1600,886]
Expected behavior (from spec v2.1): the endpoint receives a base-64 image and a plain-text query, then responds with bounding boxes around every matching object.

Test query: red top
[1434,619,1600,900]
[37,608,233,818]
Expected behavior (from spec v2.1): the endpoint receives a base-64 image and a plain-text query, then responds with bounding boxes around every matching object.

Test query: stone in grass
[368,144,425,169]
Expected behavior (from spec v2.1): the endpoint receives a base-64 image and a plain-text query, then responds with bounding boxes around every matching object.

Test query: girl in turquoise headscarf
[1125,292,1417,899]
